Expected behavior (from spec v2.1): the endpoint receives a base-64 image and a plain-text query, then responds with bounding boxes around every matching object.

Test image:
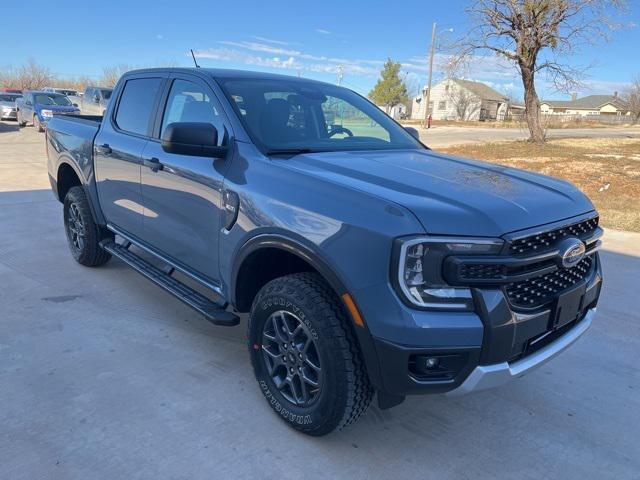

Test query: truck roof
[124,67,334,86]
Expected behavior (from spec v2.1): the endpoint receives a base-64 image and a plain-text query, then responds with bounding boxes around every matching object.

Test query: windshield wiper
[265,148,314,156]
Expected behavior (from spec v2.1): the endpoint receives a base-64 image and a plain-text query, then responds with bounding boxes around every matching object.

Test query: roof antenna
[190,49,200,68]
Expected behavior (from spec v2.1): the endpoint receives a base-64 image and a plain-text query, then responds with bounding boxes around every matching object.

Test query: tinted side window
[115,78,162,136]
[161,79,225,145]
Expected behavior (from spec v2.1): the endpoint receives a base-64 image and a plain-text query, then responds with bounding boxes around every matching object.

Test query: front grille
[505,255,594,308]
[458,263,506,280]
[508,217,599,256]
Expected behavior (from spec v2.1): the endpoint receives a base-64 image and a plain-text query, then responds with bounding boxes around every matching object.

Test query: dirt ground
[441,138,640,232]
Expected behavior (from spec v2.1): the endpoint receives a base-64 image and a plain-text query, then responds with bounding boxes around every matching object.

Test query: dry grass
[401,119,633,129]
[440,138,640,232]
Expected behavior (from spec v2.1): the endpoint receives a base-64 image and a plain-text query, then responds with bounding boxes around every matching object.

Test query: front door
[94,75,165,238]
[139,75,231,282]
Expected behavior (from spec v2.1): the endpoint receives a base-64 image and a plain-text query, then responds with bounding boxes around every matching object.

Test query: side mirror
[73,103,78,107]
[161,122,228,158]
[404,126,420,140]
[94,96,100,103]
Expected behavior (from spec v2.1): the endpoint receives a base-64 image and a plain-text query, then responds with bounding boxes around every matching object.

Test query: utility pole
[336,65,344,86]
[422,22,437,129]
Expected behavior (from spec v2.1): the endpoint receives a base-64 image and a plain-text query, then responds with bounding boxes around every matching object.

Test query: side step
[101,240,239,326]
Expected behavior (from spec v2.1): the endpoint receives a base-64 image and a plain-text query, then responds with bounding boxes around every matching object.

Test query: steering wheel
[328,126,354,138]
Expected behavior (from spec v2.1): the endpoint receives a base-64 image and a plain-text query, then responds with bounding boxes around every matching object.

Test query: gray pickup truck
[80,86,113,116]
[45,68,603,436]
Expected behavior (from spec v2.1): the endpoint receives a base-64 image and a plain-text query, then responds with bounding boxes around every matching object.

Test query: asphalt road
[1,121,639,479]
[415,124,640,147]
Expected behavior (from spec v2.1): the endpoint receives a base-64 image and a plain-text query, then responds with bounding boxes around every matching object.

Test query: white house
[410,79,509,121]
[377,103,407,120]
[540,94,629,116]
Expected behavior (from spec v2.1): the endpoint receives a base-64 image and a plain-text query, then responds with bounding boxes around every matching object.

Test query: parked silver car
[0,93,22,120]
[81,86,113,115]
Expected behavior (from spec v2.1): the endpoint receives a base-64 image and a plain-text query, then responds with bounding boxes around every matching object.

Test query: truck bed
[46,114,102,202]
[51,113,103,125]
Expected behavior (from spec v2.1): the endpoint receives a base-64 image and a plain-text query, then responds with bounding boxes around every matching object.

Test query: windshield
[218,78,422,153]
[0,94,21,103]
[34,94,72,106]
[100,89,112,100]
[58,89,78,96]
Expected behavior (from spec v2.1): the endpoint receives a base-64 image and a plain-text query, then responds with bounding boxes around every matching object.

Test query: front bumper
[1,108,17,120]
[447,307,595,395]
[356,253,602,398]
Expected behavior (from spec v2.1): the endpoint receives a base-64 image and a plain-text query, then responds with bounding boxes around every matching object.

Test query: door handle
[96,143,112,155]
[143,157,163,172]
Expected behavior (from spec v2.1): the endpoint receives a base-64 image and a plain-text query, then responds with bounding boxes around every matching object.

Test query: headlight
[41,109,53,118]
[395,236,504,310]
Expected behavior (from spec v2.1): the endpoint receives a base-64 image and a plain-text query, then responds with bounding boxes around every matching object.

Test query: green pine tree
[368,59,408,112]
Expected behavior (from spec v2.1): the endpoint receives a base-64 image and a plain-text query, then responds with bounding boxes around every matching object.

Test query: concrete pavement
[1,122,639,479]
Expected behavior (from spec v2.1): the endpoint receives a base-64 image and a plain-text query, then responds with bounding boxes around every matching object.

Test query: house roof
[451,79,508,102]
[540,95,626,110]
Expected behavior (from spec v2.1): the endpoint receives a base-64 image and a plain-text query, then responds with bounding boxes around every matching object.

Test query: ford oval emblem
[559,238,586,268]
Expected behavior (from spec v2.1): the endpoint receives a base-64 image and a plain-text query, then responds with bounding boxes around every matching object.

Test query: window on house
[438,101,446,110]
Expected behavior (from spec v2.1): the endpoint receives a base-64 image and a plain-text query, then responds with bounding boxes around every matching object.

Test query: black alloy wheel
[261,310,323,407]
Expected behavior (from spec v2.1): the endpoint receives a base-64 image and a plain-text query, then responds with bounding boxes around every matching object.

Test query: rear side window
[115,78,162,136]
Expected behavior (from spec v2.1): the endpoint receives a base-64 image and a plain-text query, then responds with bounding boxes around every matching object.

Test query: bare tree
[451,0,626,143]
[622,76,640,124]
[101,64,134,87]
[0,59,54,90]
[446,85,481,121]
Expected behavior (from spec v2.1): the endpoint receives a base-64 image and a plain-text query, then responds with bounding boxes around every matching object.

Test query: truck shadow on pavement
[0,121,20,133]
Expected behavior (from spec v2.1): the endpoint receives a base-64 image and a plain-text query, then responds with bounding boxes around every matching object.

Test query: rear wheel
[248,272,373,436]
[63,186,112,266]
[33,114,44,132]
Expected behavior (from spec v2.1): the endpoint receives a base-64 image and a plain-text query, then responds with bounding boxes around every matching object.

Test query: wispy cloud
[315,28,331,35]
[251,36,291,46]
[191,40,621,99]
[193,41,384,76]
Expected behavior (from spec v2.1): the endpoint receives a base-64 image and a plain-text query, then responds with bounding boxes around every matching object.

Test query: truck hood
[281,149,594,236]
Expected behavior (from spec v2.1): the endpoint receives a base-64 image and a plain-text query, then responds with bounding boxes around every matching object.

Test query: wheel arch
[231,234,385,390]
[56,161,83,202]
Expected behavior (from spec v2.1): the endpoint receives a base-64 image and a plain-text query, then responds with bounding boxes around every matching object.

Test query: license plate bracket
[553,284,586,329]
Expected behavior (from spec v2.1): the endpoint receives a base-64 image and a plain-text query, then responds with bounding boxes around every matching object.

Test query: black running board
[101,240,239,327]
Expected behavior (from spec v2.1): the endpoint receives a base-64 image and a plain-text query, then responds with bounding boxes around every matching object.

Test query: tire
[33,114,44,132]
[248,272,373,436]
[63,186,113,267]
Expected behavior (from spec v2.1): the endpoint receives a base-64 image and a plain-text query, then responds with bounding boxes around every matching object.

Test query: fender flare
[231,233,385,390]
[55,158,105,225]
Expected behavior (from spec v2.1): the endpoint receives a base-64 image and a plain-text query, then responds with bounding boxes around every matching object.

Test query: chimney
[571,92,577,101]
[614,91,618,99]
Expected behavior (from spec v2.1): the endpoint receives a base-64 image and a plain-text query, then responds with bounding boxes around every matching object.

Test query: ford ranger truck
[45,68,603,436]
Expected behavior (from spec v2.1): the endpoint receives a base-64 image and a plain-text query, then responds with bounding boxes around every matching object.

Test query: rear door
[139,73,231,281]
[94,74,166,238]
[23,93,34,118]
[83,88,94,114]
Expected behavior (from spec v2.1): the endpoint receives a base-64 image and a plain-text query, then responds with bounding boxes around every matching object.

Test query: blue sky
[2,0,639,100]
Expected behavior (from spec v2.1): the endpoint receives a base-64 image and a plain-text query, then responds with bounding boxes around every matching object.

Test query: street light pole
[423,22,437,129]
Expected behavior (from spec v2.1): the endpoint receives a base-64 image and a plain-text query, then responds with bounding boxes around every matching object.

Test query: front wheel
[248,272,373,436]
[63,186,113,266]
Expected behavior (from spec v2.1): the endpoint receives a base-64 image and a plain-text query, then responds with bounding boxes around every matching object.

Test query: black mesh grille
[505,255,594,308]
[508,217,598,256]
[458,263,506,280]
